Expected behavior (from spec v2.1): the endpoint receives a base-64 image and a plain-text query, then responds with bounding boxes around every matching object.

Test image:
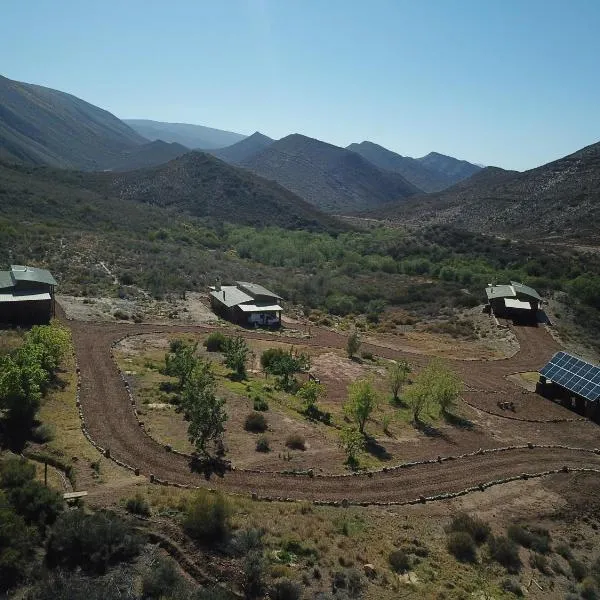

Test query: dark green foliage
[488,535,521,573]
[182,492,231,544]
[141,554,186,599]
[501,578,523,597]
[252,397,269,411]
[204,332,228,352]
[346,330,361,359]
[269,578,301,600]
[5,479,63,533]
[0,456,36,488]
[255,436,270,452]
[447,512,491,545]
[447,531,477,563]
[331,568,365,597]
[46,509,143,574]
[569,558,588,581]
[244,412,267,433]
[285,434,306,450]
[389,549,410,573]
[556,542,574,560]
[581,577,599,600]
[224,336,250,380]
[530,552,551,575]
[261,347,310,391]
[0,491,38,592]
[125,493,151,517]
[507,524,551,553]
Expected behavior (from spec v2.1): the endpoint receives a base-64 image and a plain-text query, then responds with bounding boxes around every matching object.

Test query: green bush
[253,397,269,411]
[556,542,574,560]
[581,576,599,600]
[244,412,267,433]
[389,549,410,573]
[182,492,231,544]
[488,535,521,573]
[530,552,551,575]
[141,554,185,599]
[256,436,270,453]
[6,479,63,534]
[447,512,491,545]
[501,578,523,597]
[507,524,551,553]
[285,434,306,451]
[125,493,150,517]
[31,423,55,443]
[569,558,588,581]
[447,531,477,563]
[204,332,228,352]
[269,578,301,600]
[46,509,143,574]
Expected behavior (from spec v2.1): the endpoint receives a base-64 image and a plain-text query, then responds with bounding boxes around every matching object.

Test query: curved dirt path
[68,319,600,503]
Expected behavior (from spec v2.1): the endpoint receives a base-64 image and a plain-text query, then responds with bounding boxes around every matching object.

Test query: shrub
[530,552,551,575]
[46,509,142,574]
[244,412,267,433]
[204,332,227,352]
[269,578,302,600]
[182,492,231,543]
[253,397,269,411]
[501,578,523,597]
[6,479,63,534]
[113,309,129,320]
[581,576,599,600]
[389,549,410,573]
[556,542,574,560]
[31,423,55,443]
[256,436,270,453]
[125,493,150,517]
[488,535,521,573]
[569,558,588,581]
[507,524,551,553]
[141,554,185,599]
[447,512,491,545]
[285,434,306,451]
[447,531,477,563]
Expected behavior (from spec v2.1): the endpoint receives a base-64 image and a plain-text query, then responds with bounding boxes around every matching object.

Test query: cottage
[485,281,541,321]
[0,265,57,325]
[209,281,282,327]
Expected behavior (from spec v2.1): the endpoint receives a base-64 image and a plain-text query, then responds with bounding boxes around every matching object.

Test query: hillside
[241,134,422,213]
[0,74,147,170]
[368,141,600,242]
[417,151,482,181]
[347,141,479,192]
[108,140,189,171]
[211,131,274,165]
[124,119,246,149]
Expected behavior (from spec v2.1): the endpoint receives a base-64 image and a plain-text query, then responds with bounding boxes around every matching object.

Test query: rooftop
[209,286,253,308]
[236,281,281,300]
[10,265,57,286]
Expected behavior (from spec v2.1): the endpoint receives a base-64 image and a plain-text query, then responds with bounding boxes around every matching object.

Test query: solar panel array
[539,351,600,402]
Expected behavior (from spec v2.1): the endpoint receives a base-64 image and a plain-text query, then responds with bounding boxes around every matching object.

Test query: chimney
[215,279,221,292]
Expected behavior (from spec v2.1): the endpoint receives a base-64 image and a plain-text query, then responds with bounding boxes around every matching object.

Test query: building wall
[0,300,52,325]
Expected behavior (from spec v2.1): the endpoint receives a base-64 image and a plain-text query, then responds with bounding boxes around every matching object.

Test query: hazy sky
[2,0,599,170]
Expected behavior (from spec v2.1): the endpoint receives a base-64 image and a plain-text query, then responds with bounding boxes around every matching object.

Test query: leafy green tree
[388,360,410,402]
[224,336,250,380]
[164,341,198,389]
[297,380,326,412]
[262,347,311,391]
[346,330,361,359]
[338,426,365,469]
[344,379,378,434]
[24,322,71,375]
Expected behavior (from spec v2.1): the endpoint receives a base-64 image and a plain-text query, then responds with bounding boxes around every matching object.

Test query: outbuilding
[0,265,57,325]
[209,281,283,327]
[485,281,542,321]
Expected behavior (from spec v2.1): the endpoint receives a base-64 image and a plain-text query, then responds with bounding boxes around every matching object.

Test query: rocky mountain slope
[211,131,274,165]
[124,119,246,149]
[368,141,600,242]
[241,134,422,213]
[417,151,482,181]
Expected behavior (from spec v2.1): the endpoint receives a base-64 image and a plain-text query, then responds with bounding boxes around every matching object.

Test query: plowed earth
[68,318,600,503]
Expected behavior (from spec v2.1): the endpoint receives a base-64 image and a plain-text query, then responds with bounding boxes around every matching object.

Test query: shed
[209,281,282,327]
[0,265,57,325]
[485,281,541,320]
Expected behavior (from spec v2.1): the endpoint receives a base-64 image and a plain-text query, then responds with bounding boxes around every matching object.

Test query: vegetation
[346,330,361,359]
[125,493,151,517]
[388,360,410,403]
[389,549,411,573]
[204,332,228,352]
[344,379,378,434]
[297,380,327,417]
[256,436,270,452]
[447,512,491,545]
[182,492,231,544]
[447,531,477,563]
[487,535,522,573]
[261,347,310,392]
[338,427,365,469]
[507,523,551,554]
[224,336,250,380]
[245,412,268,433]
[285,434,306,451]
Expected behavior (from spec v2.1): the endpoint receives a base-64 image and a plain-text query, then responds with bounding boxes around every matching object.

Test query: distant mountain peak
[210,131,275,165]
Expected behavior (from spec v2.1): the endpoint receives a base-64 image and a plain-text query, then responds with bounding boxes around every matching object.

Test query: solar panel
[539,351,600,402]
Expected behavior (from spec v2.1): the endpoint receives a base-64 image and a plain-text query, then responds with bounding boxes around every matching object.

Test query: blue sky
[2,0,599,170]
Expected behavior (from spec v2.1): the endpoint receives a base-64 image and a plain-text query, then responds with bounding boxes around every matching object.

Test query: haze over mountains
[0,73,599,238]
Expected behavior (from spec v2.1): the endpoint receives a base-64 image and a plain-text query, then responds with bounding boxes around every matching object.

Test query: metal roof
[0,271,13,290]
[238,304,283,313]
[10,265,57,286]
[210,286,253,308]
[539,351,600,402]
[0,292,51,303]
[485,284,515,300]
[236,281,281,300]
[504,298,532,310]
[511,281,542,302]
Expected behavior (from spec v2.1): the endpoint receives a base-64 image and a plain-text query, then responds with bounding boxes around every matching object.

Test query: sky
[1,0,599,170]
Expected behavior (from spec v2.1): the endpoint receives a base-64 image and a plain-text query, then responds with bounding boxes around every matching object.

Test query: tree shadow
[364,435,392,461]
[443,411,474,430]
[189,455,232,480]
[413,418,454,443]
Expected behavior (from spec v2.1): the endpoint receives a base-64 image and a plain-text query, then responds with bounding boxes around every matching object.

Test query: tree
[388,360,410,402]
[404,358,463,422]
[24,322,71,375]
[297,380,326,412]
[164,341,198,389]
[344,379,378,434]
[346,330,361,359]
[261,347,310,391]
[224,336,250,380]
[338,427,365,469]
[183,362,227,458]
